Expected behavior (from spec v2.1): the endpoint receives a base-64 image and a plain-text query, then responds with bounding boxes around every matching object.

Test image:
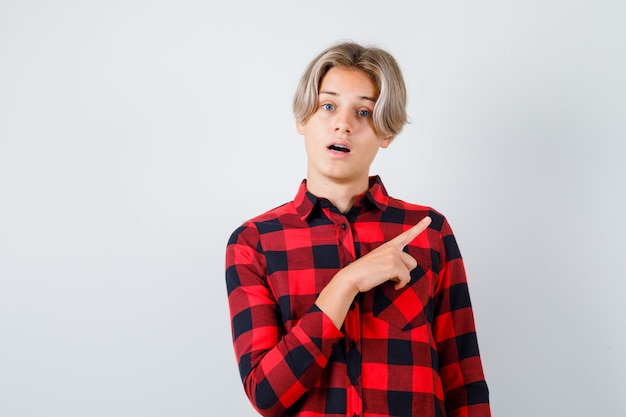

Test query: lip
[326,140,351,158]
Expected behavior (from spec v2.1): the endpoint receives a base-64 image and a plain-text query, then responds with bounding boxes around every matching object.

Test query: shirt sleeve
[432,215,492,417]
[225,223,344,417]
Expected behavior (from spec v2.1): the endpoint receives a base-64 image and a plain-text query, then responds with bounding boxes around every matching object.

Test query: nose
[334,109,353,134]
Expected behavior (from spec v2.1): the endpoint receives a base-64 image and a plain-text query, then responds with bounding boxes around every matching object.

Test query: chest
[261,217,438,333]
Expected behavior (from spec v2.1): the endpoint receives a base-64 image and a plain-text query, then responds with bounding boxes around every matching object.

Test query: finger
[400,251,418,271]
[394,253,418,289]
[392,270,412,290]
[394,280,408,290]
[389,216,432,249]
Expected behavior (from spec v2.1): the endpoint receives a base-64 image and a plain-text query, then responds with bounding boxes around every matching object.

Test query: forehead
[319,67,378,98]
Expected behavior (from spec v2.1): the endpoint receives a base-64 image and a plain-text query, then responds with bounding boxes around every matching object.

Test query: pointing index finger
[390,216,432,249]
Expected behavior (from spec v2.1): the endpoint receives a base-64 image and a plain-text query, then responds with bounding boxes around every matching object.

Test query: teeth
[329,144,350,152]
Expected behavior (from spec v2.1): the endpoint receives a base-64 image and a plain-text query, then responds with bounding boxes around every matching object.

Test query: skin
[297,66,392,213]
[295,66,431,328]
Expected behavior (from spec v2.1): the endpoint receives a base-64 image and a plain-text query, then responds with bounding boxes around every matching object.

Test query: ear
[379,136,394,149]
[296,120,305,135]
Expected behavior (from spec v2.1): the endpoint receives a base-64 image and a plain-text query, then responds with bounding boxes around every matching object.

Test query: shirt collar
[294,175,390,221]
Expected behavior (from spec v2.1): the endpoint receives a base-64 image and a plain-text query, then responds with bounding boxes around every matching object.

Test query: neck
[306,176,370,214]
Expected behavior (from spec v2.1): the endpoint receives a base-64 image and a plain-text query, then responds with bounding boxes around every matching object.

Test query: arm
[226,217,433,416]
[316,216,433,327]
[432,217,491,417]
[226,223,343,417]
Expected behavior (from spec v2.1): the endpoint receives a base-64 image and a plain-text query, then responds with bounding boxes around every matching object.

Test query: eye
[357,109,371,117]
[321,103,335,111]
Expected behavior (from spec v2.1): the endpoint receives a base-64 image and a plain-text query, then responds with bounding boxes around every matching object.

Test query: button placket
[334,214,356,264]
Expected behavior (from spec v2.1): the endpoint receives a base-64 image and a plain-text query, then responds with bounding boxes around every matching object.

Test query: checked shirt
[226,176,490,417]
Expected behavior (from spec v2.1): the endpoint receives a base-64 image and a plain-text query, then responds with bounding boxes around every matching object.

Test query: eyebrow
[319,90,377,103]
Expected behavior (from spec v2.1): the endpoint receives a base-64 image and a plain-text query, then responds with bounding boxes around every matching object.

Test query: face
[296,66,393,191]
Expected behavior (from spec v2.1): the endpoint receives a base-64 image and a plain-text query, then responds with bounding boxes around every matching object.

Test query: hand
[315,216,432,328]
[339,216,432,293]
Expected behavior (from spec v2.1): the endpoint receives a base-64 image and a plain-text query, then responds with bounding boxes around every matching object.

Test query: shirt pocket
[372,265,434,331]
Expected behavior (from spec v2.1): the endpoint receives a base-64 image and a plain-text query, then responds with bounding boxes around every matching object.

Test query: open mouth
[328,144,350,153]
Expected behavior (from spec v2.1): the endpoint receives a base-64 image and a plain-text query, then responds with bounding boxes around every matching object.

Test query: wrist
[331,268,361,299]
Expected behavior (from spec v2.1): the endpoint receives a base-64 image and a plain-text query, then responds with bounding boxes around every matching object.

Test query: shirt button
[351,378,358,386]
[341,223,347,230]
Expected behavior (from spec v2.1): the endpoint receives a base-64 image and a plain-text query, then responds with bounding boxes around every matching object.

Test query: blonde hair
[293,42,408,138]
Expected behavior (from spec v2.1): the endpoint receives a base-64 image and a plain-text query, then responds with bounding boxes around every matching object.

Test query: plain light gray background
[1,1,624,416]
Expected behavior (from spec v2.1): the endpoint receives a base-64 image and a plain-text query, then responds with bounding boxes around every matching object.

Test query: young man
[226,42,491,417]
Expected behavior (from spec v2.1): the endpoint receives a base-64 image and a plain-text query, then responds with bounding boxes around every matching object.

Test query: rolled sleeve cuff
[294,304,344,357]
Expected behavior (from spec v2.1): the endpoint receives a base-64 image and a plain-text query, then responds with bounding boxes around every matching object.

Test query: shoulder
[385,195,450,232]
[386,197,463,266]
[227,200,298,245]
[245,200,295,225]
